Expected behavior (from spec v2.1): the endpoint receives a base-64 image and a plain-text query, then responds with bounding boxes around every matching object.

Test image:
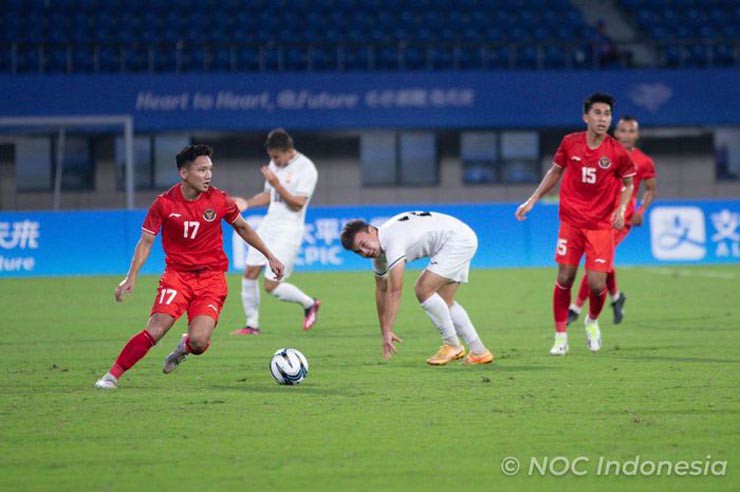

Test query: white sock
[420,294,460,347]
[449,302,486,354]
[270,282,314,309]
[569,303,582,313]
[241,278,260,328]
[611,291,621,302]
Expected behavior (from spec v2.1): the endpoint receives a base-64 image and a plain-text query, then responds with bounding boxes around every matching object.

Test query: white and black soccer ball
[269,348,309,385]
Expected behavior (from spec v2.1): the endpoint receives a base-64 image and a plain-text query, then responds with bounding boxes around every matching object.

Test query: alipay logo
[650,207,706,260]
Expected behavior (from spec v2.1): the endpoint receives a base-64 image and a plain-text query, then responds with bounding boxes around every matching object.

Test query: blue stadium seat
[121,46,150,72]
[98,46,122,72]
[72,46,96,73]
[310,45,338,71]
[342,45,372,71]
[45,46,69,73]
[211,47,234,72]
[428,46,455,70]
[236,46,260,72]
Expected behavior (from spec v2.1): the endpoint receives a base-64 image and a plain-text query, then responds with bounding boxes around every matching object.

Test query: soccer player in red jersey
[95,145,284,389]
[515,93,636,355]
[568,116,657,325]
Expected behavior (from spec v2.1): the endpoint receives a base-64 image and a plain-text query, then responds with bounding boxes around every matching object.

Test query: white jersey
[372,211,473,277]
[262,152,318,231]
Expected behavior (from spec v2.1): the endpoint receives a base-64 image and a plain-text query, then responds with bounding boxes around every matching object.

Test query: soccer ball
[269,348,309,385]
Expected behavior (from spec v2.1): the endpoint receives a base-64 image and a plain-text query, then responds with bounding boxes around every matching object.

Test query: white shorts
[426,225,478,283]
[246,225,302,281]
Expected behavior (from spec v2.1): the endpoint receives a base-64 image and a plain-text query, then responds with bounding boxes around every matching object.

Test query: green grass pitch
[1,265,738,491]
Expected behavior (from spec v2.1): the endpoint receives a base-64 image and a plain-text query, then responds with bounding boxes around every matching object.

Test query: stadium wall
[1,200,738,278]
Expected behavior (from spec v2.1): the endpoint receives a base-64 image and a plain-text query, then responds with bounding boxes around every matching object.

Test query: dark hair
[340,220,370,251]
[618,114,638,124]
[583,92,615,114]
[176,144,213,169]
[265,128,294,151]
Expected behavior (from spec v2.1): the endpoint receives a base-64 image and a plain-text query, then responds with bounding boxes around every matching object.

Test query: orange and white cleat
[462,349,494,365]
[426,344,466,366]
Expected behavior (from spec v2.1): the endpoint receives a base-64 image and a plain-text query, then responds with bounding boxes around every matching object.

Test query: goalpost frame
[0,115,135,210]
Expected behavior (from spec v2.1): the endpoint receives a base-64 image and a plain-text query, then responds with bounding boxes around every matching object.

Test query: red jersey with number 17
[553,132,636,230]
[142,183,241,272]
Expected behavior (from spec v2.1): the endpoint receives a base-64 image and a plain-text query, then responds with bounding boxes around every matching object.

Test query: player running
[340,211,494,365]
[568,115,657,325]
[515,92,635,355]
[95,145,283,389]
[231,129,321,336]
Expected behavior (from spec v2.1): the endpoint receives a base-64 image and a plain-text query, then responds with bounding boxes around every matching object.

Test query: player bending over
[340,211,494,365]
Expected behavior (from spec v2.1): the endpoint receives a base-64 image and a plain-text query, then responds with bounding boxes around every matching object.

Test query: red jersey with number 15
[553,132,636,230]
[142,183,241,272]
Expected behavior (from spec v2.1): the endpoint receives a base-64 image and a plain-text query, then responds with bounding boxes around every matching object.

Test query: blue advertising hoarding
[1,200,738,278]
[1,69,739,131]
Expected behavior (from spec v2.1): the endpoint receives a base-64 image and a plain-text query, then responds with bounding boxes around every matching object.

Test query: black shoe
[567,308,580,325]
[611,293,626,325]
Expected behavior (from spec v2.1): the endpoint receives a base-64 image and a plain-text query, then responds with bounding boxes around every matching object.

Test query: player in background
[340,212,494,365]
[515,92,636,355]
[231,129,320,336]
[568,115,657,325]
[95,145,284,389]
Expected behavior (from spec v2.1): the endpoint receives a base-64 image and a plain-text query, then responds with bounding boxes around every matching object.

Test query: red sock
[553,282,571,333]
[575,275,590,308]
[606,269,617,297]
[588,288,607,320]
[109,330,156,379]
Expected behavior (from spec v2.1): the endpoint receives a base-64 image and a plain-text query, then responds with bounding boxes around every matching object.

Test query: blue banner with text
[1,200,738,278]
[1,69,738,130]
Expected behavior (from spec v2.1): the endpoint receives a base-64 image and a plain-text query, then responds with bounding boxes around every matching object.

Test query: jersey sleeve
[293,162,318,198]
[375,237,406,276]
[617,146,637,179]
[222,193,241,224]
[552,136,569,168]
[642,156,657,180]
[372,255,388,277]
[142,197,164,235]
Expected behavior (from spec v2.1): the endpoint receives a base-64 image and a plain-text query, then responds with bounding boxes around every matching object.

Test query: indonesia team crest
[203,209,216,222]
[598,156,611,169]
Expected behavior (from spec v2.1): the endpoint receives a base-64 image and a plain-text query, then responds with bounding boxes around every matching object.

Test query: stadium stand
[0,0,738,73]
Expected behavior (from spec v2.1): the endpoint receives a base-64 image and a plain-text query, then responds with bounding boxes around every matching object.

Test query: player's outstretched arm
[380,263,405,359]
[515,164,563,221]
[115,231,155,303]
[260,166,309,211]
[612,176,634,230]
[633,177,656,226]
[231,216,284,280]
[232,191,270,212]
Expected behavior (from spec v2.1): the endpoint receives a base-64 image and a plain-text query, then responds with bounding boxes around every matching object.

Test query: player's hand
[260,166,278,186]
[114,276,135,303]
[612,207,626,230]
[515,199,535,221]
[267,256,285,281]
[382,331,403,359]
[632,212,643,226]
[233,196,248,212]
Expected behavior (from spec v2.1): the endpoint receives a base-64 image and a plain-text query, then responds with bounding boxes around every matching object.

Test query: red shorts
[555,222,614,272]
[150,269,228,323]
